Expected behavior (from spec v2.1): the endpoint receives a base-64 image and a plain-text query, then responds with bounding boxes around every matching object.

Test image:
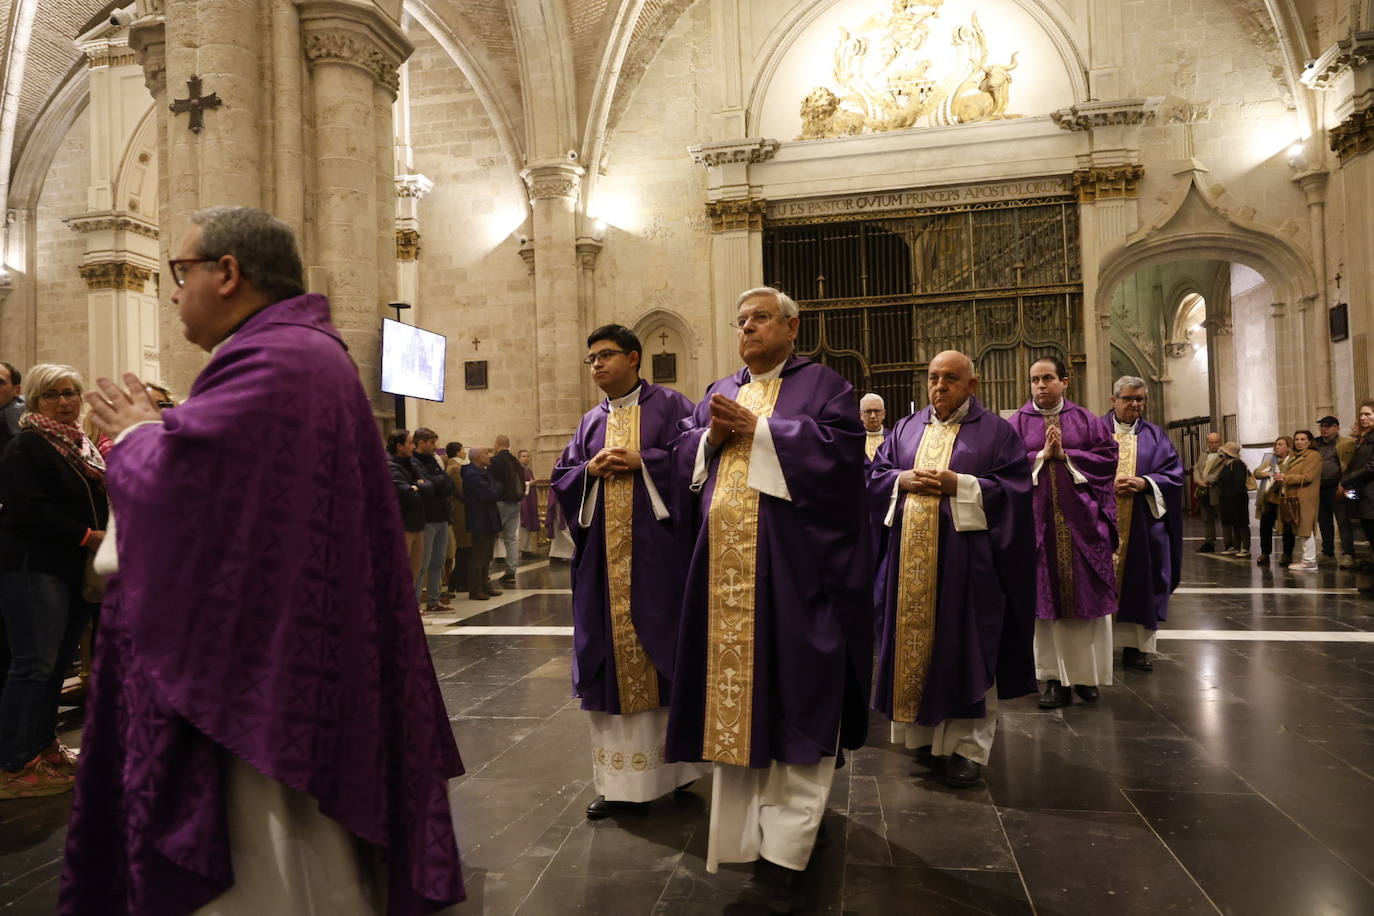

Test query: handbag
[62,455,107,603]
[1278,488,1302,526]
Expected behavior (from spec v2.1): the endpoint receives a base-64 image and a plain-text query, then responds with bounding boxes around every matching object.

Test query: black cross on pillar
[170,76,222,134]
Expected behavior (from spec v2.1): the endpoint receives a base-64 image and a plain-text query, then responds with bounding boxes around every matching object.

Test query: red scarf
[18,412,106,482]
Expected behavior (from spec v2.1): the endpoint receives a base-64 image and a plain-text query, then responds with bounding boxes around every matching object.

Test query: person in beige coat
[1272,430,1322,570]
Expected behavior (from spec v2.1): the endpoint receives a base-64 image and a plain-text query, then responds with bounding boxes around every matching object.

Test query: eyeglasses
[860,408,884,415]
[39,388,82,403]
[730,312,784,331]
[583,349,627,365]
[168,257,221,287]
[1115,395,1146,404]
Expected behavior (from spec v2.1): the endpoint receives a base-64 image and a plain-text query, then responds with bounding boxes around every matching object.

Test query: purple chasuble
[520,465,540,531]
[59,295,464,916]
[665,355,873,769]
[551,382,695,713]
[868,398,1038,726]
[1103,413,1184,630]
[545,486,569,536]
[1006,400,1119,621]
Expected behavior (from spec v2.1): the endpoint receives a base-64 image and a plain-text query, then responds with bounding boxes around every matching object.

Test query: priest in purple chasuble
[1006,356,1120,711]
[61,207,464,916]
[550,324,708,822]
[665,287,872,914]
[517,449,541,552]
[1103,377,1184,673]
[861,392,888,463]
[868,351,1036,790]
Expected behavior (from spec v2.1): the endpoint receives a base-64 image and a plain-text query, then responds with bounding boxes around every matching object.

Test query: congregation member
[386,428,426,590]
[860,392,887,462]
[1103,377,1183,672]
[0,364,106,800]
[1254,437,1297,566]
[490,435,526,584]
[666,287,872,913]
[551,324,706,821]
[1215,442,1252,557]
[1315,415,1358,567]
[1272,430,1322,570]
[868,351,1035,789]
[445,441,471,595]
[1340,402,1374,557]
[1192,432,1224,552]
[1007,357,1118,710]
[0,360,22,455]
[518,448,541,554]
[63,205,463,912]
[462,447,504,600]
[412,427,455,612]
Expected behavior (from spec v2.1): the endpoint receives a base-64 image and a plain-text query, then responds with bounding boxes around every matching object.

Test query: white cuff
[1064,454,1087,485]
[1031,449,1046,485]
[951,473,987,532]
[93,510,119,575]
[640,465,669,521]
[747,418,792,501]
[114,418,162,445]
[578,473,598,529]
[1144,476,1166,519]
[883,478,903,527]
[690,431,711,492]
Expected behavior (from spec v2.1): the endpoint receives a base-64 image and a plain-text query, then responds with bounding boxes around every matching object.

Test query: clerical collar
[1034,398,1065,417]
[746,358,788,382]
[606,380,644,410]
[929,399,971,427]
[1113,416,1138,434]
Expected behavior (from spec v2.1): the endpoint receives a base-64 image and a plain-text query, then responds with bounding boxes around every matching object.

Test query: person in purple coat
[64,206,463,915]
[869,351,1036,790]
[666,287,872,914]
[1006,356,1119,710]
[1103,377,1184,672]
[550,324,708,821]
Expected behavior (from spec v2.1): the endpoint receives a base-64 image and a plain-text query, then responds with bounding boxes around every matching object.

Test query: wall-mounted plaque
[1330,303,1349,342]
[652,352,677,384]
[464,360,488,390]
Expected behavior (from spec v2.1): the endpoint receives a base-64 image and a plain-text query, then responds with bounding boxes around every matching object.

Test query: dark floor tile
[1250,765,1374,882]
[515,871,674,914]
[1128,789,1374,914]
[842,864,1032,915]
[845,804,1015,870]
[983,716,1133,813]
[463,675,577,718]
[1074,734,1251,793]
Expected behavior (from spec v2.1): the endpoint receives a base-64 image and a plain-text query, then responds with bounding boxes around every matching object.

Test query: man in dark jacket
[462,448,503,601]
[489,435,526,584]
[386,429,426,594]
[411,427,454,612]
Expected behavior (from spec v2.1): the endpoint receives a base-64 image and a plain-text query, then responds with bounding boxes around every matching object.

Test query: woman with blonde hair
[1254,436,1295,566]
[0,364,108,799]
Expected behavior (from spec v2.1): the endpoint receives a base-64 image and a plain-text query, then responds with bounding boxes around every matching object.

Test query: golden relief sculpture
[798,1,1023,140]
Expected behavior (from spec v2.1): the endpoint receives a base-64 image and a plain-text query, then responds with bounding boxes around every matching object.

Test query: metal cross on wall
[170,76,222,133]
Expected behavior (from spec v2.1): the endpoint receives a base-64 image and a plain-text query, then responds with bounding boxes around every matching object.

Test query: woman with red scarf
[0,363,108,799]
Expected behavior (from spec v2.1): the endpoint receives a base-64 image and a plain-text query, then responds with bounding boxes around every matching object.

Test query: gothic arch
[114,103,159,222]
[9,66,88,210]
[631,306,700,398]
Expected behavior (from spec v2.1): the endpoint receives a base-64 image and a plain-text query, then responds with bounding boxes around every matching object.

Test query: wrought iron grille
[764,202,1084,419]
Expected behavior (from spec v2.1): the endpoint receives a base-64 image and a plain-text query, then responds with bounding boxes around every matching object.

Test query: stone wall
[1230,263,1280,443]
[33,108,91,372]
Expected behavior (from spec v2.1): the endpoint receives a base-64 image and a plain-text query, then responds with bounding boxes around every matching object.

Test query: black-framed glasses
[168,257,221,287]
[583,349,627,365]
[39,388,82,403]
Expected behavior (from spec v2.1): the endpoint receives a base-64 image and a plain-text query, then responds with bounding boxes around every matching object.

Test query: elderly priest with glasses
[666,286,872,914]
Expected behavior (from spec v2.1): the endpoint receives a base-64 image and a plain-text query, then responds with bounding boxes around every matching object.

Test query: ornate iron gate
[763,200,1084,419]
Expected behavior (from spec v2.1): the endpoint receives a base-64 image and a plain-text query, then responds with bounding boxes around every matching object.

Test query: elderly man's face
[1205,433,1221,452]
[859,400,885,432]
[1112,387,1147,424]
[0,364,16,409]
[928,353,977,419]
[171,225,232,352]
[735,295,797,369]
[472,449,491,468]
[1029,360,1067,409]
[1319,422,1339,440]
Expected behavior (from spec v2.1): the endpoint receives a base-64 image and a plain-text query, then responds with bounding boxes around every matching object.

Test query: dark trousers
[0,571,90,771]
[1200,497,1219,546]
[449,546,470,592]
[467,532,497,598]
[1318,484,1356,556]
[1258,504,1296,559]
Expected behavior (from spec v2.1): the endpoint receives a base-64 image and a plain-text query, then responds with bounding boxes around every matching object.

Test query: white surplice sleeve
[747,417,792,501]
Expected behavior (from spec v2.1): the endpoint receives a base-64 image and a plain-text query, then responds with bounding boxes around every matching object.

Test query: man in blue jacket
[462,447,504,601]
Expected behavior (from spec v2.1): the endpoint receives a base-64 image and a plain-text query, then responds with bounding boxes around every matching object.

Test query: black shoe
[500,572,518,584]
[738,859,807,914]
[466,593,490,601]
[585,795,647,820]
[914,744,938,771]
[483,586,504,597]
[944,753,983,789]
[1257,554,1270,567]
[1074,685,1100,703]
[1197,543,1215,553]
[1123,647,1154,671]
[812,820,831,851]
[1039,680,1072,709]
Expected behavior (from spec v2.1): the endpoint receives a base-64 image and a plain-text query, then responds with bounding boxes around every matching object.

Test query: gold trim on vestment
[892,421,961,722]
[1045,414,1076,616]
[1112,431,1138,590]
[702,377,783,765]
[866,432,885,461]
[604,405,660,715]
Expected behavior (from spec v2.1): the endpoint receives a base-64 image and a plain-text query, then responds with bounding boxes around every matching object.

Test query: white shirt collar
[747,358,788,382]
[1113,416,1138,434]
[1034,398,1065,417]
[930,399,971,427]
[606,381,644,410]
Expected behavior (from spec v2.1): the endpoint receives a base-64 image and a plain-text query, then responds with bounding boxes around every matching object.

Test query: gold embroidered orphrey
[702,377,783,765]
[1112,431,1138,590]
[1045,414,1076,616]
[866,431,886,461]
[603,404,660,715]
[892,420,961,722]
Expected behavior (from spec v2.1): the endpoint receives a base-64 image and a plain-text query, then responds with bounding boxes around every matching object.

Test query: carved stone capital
[395,173,434,200]
[520,161,585,202]
[1051,98,1171,131]
[395,228,421,261]
[1164,342,1189,359]
[1201,316,1233,337]
[517,237,536,275]
[296,0,414,98]
[126,16,166,94]
[1072,164,1144,203]
[576,238,602,271]
[688,138,780,168]
[1330,104,1374,164]
[707,198,767,233]
[1300,30,1374,90]
[78,259,155,292]
[63,211,160,239]
[81,38,139,70]
[1292,169,1329,204]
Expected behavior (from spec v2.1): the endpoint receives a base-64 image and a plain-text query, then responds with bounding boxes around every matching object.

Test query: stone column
[521,160,586,463]
[297,0,411,414]
[576,236,602,405]
[1294,169,1334,416]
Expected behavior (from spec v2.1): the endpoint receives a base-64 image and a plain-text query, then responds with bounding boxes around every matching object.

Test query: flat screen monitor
[381,318,447,402]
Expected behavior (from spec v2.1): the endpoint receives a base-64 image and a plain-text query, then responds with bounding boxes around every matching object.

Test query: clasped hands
[1115,475,1148,495]
[588,447,642,479]
[706,394,759,448]
[898,468,958,496]
[1041,424,1067,460]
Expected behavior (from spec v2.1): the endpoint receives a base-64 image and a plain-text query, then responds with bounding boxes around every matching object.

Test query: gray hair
[1113,375,1148,396]
[22,363,83,412]
[736,286,799,319]
[468,446,487,462]
[860,393,885,408]
[189,206,305,304]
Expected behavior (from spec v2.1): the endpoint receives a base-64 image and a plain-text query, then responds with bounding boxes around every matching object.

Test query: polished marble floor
[4,522,1374,914]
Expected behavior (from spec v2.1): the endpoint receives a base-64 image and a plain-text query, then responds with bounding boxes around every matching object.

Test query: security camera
[110,5,135,26]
